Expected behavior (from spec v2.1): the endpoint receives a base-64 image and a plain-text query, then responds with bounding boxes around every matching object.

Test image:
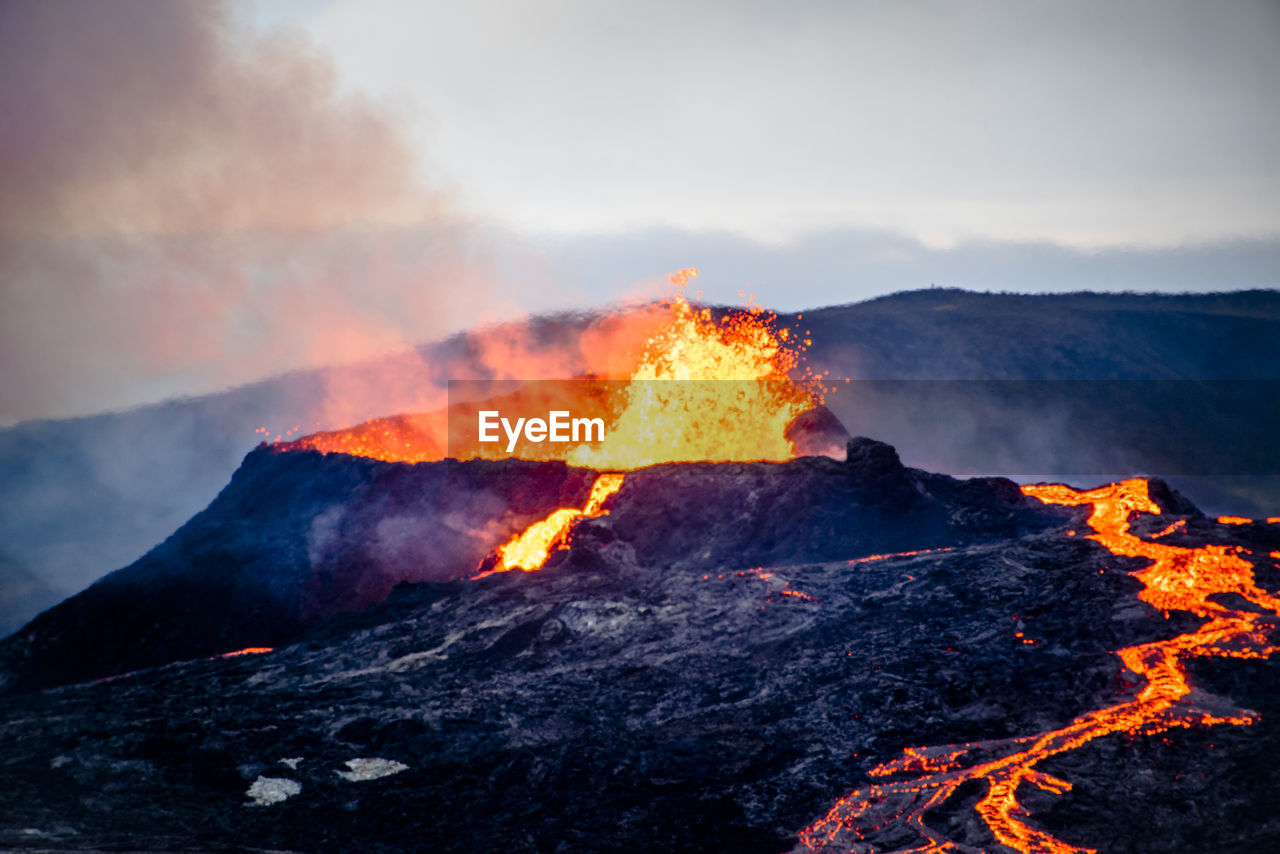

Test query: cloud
[541,226,1280,312]
[304,0,1280,245]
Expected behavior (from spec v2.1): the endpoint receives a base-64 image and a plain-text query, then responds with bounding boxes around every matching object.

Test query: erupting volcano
[2,277,1277,854]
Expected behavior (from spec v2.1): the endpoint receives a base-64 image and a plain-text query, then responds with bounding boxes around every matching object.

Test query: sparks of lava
[796,478,1280,854]
[476,269,822,575]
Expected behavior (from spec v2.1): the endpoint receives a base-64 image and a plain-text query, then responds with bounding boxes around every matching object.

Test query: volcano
[2,280,1279,852]
[1,438,1279,852]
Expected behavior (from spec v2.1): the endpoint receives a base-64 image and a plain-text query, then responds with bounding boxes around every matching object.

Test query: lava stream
[796,478,1280,854]
[847,547,955,566]
[478,474,625,576]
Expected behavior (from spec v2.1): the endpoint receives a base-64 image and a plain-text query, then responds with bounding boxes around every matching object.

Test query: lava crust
[0,440,1277,852]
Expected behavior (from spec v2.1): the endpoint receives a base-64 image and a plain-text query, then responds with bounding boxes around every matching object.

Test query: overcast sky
[2,0,1278,423]
[269,0,1280,247]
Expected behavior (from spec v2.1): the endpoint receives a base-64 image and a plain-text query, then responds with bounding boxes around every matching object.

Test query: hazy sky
[2,0,1278,423]
[271,0,1280,247]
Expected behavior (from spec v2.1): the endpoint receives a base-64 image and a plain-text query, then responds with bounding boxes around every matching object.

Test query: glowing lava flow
[480,474,625,576]
[796,478,1280,854]
[846,547,955,566]
[213,646,274,659]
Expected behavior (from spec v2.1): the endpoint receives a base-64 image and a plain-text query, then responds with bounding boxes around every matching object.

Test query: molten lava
[466,269,821,574]
[846,547,955,566]
[280,270,821,576]
[282,270,820,471]
[797,478,1280,854]
[213,646,274,659]
[566,276,816,470]
[480,474,625,576]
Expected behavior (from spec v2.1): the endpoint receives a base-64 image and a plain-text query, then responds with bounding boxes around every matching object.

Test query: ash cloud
[0,0,517,425]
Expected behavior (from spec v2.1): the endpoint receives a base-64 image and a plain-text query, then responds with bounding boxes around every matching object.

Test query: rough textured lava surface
[1,439,1278,852]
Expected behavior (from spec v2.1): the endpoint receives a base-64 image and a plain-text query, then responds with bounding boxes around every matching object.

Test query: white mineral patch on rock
[279,757,303,769]
[335,757,408,782]
[245,776,301,806]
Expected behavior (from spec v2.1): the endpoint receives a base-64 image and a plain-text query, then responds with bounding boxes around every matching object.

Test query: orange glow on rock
[1218,515,1252,525]
[797,478,1280,853]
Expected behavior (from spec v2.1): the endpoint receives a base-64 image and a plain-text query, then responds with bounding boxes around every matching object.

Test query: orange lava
[472,270,821,575]
[1150,519,1185,538]
[212,646,274,659]
[796,478,1280,854]
[478,474,625,576]
[1218,515,1252,525]
[735,567,822,604]
[283,269,821,470]
[565,275,817,470]
[847,547,955,565]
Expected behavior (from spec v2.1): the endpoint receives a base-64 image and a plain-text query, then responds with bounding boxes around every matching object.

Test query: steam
[0,0,512,425]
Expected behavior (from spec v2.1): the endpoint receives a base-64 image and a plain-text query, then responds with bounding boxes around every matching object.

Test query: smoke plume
[0,0,514,424]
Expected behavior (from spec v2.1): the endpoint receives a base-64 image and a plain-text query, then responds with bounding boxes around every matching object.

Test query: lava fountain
[479,269,825,574]
[796,479,1280,854]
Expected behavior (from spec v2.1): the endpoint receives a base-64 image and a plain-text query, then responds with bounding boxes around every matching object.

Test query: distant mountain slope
[803,288,1280,379]
[1,289,1277,633]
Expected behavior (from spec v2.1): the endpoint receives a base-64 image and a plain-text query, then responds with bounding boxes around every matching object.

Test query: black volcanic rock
[785,405,851,458]
[600,440,1059,574]
[0,450,596,694]
[0,454,1274,852]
